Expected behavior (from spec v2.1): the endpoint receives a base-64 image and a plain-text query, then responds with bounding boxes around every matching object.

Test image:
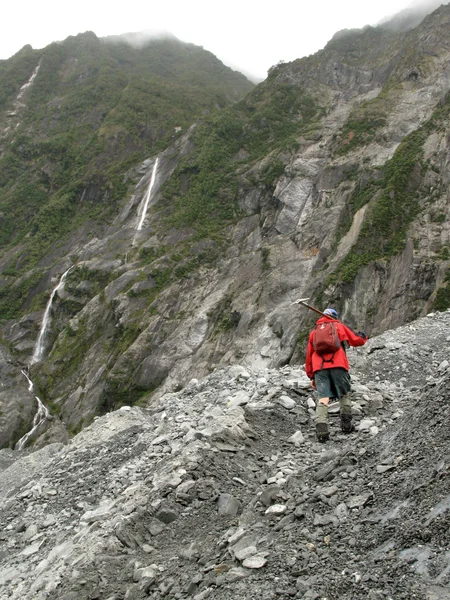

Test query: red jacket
[305,317,367,379]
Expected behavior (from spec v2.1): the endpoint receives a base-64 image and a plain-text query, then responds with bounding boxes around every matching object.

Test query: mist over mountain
[379,0,449,31]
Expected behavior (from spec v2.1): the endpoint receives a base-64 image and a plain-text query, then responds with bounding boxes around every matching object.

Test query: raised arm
[339,323,368,347]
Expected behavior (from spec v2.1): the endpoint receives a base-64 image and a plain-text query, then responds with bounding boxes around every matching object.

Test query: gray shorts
[315,367,351,399]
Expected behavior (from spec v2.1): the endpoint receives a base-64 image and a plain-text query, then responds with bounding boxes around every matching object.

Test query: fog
[2,0,449,80]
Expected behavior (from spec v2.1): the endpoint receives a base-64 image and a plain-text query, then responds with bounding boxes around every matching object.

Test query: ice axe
[292,298,335,319]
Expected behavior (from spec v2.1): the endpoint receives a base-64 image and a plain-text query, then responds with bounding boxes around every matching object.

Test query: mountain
[0,31,253,275]
[0,310,449,599]
[1,4,450,449]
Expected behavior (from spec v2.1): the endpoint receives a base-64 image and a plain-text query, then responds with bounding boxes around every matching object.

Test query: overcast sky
[1,0,446,80]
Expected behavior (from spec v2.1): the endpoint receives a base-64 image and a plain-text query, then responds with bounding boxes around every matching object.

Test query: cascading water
[16,63,41,104]
[15,371,50,450]
[18,266,73,449]
[136,157,159,231]
[30,266,73,365]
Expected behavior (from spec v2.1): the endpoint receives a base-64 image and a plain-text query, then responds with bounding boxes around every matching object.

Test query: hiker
[305,308,368,442]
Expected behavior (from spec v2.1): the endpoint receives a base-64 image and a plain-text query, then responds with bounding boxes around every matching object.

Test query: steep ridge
[1,6,450,447]
[0,310,449,600]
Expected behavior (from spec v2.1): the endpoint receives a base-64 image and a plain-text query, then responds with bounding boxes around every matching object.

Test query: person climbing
[305,308,368,442]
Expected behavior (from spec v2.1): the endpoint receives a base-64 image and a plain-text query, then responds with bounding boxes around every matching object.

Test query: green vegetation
[336,97,388,155]
[433,269,450,312]
[0,34,253,275]
[98,379,150,415]
[260,160,285,189]
[0,271,43,320]
[208,294,240,337]
[39,315,104,392]
[261,247,271,270]
[329,90,450,286]
[65,265,112,297]
[160,80,322,232]
[329,129,425,283]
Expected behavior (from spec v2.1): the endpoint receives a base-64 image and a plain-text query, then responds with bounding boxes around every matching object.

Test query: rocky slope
[0,309,449,600]
[1,5,450,446]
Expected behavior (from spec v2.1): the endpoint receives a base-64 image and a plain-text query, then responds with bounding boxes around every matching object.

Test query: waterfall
[136,158,159,231]
[15,371,50,451]
[16,63,41,103]
[30,266,73,365]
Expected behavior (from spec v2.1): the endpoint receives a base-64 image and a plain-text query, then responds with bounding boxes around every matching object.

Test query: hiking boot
[340,412,354,434]
[316,422,330,443]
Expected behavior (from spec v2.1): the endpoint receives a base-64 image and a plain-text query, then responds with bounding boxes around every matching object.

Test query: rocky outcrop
[0,310,449,599]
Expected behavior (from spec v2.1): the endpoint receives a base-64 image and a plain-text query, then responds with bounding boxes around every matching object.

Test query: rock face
[0,310,449,599]
[1,5,450,446]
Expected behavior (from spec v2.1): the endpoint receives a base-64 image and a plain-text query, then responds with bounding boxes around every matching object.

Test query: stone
[224,567,249,582]
[370,393,384,410]
[259,486,281,507]
[234,545,257,561]
[335,503,349,521]
[347,493,373,509]
[175,480,195,496]
[134,566,157,582]
[376,464,396,474]
[218,493,241,517]
[42,515,57,528]
[227,391,250,407]
[147,520,165,536]
[242,554,268,569]
[155,507,178,524]
[23,523,38,541]
[358,419,375,431]
[320,485,338,498]
[265,504,287,516]
[289,431,305,445]
[228,527,246,545]
[193,588,213,600]
[307,397,316,409]
[277,395,296,409]
[151,434,169,445]
[20,541,43,556]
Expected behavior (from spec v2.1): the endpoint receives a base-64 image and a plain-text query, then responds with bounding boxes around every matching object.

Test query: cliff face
[1,7,450,446]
